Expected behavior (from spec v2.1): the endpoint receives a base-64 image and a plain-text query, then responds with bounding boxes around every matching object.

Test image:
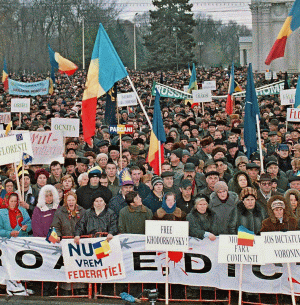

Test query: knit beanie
[152,175,163,187]
[214,181,228,193]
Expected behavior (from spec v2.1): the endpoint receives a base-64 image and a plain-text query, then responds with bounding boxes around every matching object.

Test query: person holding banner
[260,195,298,232]
[0,192,31,238]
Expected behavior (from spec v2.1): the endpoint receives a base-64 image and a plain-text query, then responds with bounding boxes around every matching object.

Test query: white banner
[280,89,296,106]
[11,98,31,113]
[265,72,272,80]
[30,131,64,165]
[117,92,137,107]
[61,237,125,283]
[0,133,33,166]
[218,235,265,265]
[0,112,11,124]
[0,235,300,295]
[192,89,212,103]
[287,108,300,122]
[145,220,189,251]
[202,81,216,91]
[51,118,80,137]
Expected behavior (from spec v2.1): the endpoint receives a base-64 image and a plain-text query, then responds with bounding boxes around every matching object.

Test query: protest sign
[145,220,189,251]
[265,72,272,80]
[152,82,192,100]
[51,118,80,137]
[183,85,189,92]
[0,113,11,124]
[261,231,300,263]
[8,79,49,96]
[117,92,137,107]
[287,108,300,122]
[30,131,64,164]
[0,133,33,166]
[11,98,31,113]
[109,125,134,135]
[192,89,212,104]
[218,235,264,265]
[280,89,296,105]
[61,236,125,283]
[202,81,216,91]
[273,72,277,79]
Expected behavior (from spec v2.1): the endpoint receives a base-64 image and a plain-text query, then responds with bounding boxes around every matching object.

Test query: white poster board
[183,85,189,92]
[261,231,300,263]
[218,235,265,265]
[287,108,300,122]
[265,72,272,80]
[192,89,212,104]
[61,237,125,283]
[51,118,80,137]
[145,220,189,251]
[202,81,216,91]
[280,89,296,105]
[117,92,137,107]
[30,131,64,164]
[0,133,33,166]
[11,98,31,113]
[0,113,11,124]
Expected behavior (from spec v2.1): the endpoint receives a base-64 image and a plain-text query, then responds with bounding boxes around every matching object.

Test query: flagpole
[127,76,152,129]
[21,162,25,201]
[13,163,22,199]
[256,114,264,173]
[238,264,243,305]
[287,262,296,305]
[64,73,72,85]
[117,97,122,170]
[158,141,162,175]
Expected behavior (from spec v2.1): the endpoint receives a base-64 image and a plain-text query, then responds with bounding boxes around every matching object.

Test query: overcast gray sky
[116,0,252,28]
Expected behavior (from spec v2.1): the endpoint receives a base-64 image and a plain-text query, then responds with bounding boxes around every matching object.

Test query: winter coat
[51,205,85,238]
[208,191,238,235]
[153,207,186,221]
[134,182,151,201]
[0,207,32,238]
[174,173,206,196]
[260,195,298,232]
[76,184,112,210]
[228,171,253,196]
[143,191,163,214]
[176,194,195,214]
[186,207,218,239]
[118,204,153,234]
[256,189,281,213]
[23,186,39,217]
[228,201,267,235]
[74,207,118,236]
[195,148,210,162]
[109,193,127,217]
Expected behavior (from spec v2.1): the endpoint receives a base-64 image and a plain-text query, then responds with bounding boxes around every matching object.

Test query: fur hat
[240,187,257,201]
[200,136,213,147]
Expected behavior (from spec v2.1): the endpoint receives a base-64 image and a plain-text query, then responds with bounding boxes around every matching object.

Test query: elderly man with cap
[64,158,76,175]
[109,169,134,217]
[143,175,164,214]
[260,195,298,232]
[195,136,214,162]
[176,179,195,214]
[96,140,110,154]
[276,143,292,172]
[121,135,133,150]
[199,171,220,198]
[162,171,176,194]
[266,131,279,156]
[246,163,260,190]
[266,160,289,191]
[72,157,89,187]
[289,176,300,192]
[169,148,184,179]
[226,142,245,168]
[215,158,232,183]
[257,173,281,212]
[108,145,120,166]
[209,181,238,235]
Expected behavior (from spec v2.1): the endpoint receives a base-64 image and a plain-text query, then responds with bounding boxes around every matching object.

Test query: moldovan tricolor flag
[82,23,128,144]
[226,63,235,115]
[2,59,8,92]
[48,45,78,83]
[237,226,254,247]
[147,89,166,175]
[265,0,300,65]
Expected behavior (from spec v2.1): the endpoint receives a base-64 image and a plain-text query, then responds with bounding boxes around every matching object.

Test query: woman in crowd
[0,178,15,200]
[61,174,76,194]
[153,192,186,221]
[33,169,49,192]
[77,173,89,187]
[0,192,31,237]
[229,171,253,196]
[96,153,108,171]
[31,185,60,237]
[284,189,300,220]
[187,197,217,240]
[260,195,298,232]
[51,191,86,295]
[228,187,267,234]
[74,194,118,244]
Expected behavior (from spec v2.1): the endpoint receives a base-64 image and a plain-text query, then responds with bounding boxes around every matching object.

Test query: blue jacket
[143,191,163,214]
[0,207,32,238]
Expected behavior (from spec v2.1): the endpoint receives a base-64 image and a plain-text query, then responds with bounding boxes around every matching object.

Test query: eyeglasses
[261,182,272,186]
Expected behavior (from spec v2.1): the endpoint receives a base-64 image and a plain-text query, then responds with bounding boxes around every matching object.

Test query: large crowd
[0,67,299,297]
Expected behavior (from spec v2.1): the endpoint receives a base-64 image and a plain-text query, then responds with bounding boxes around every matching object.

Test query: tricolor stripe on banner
[237,225,254,247]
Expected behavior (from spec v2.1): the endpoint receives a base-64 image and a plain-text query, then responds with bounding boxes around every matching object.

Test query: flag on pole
[46,227,59,244]
[188,63,192,76]
[188,63,197,93]
[48,45,78,82]
[244,63,260,158]
[82,23,128,145]
[265,0,300,65]
[237,226,254,247]
[5,121,12,136]
[2,59,8,91]
[104,83,117,126]
[295,75,300,108]
[226,63,235,115]
[147,89,166,175]
[234,80,242,92]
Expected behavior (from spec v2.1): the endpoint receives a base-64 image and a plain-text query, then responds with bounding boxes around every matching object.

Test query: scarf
[161,196,176,214]
[67,205,81,219]
[8,208,23,229]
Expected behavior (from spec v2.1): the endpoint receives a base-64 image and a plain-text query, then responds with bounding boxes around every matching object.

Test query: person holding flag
[187,63,197,93]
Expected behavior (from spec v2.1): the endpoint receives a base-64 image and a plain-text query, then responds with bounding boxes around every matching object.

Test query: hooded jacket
[260,195,298,232]
[228,171,253,196]
[284,189,300,219]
